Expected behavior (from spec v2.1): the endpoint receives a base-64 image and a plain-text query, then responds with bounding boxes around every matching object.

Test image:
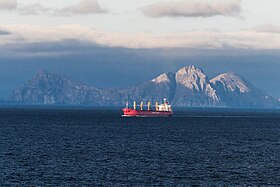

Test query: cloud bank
[0,0,106,15]
[0,28,10,35]
[142,0,242,18]
[18,3,51,15]
[1,24,280,51]
[57,0,107,15]
[255,24,280,34]
[0,0,17,10]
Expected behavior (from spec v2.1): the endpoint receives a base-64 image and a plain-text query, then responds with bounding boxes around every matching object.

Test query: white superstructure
[158,98,172,112]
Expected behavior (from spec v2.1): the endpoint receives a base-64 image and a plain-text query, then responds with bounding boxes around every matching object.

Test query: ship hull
[122,108,173,117]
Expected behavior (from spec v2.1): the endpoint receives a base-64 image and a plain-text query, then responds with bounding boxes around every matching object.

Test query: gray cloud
[0,29,10,35]
[2,24,280,50]
[0,0,17,10]
[255,25,280,34]
[18,3,51,15]
[142,0,242,18]
[56,0,107,15]
[4,0,106,16]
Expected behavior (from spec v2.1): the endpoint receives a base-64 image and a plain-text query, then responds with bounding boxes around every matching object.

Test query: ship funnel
[133,101,136,110]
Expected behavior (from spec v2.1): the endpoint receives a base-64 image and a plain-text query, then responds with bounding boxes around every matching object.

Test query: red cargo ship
[122,99,173,117]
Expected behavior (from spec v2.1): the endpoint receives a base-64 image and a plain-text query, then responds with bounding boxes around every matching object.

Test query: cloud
[0,0,17,10]
[18,3,51,15]
[255,24,280,34]
[0,28,10,35]
[56,0,107,15]
[1,24,280,50]
[142,0,242,18]
[1,0,106,16]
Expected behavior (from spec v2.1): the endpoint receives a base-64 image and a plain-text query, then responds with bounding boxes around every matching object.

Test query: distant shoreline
[1,104,280,111]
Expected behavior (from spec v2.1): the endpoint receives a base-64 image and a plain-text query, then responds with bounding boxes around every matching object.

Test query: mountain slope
[12,71,104,105]
[210,72,276,107]
[116,72,177,104]
[172,65,221,106]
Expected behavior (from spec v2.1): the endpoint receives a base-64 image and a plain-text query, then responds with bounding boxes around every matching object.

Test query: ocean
[1,107,280,186]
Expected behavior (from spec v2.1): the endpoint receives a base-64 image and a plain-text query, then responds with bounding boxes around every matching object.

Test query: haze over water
[1,108,280,186]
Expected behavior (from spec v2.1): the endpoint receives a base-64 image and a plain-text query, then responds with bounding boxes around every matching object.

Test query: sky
[0,0,280,99]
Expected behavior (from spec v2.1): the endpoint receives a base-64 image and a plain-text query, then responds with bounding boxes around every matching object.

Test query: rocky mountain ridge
[11,65,279,107]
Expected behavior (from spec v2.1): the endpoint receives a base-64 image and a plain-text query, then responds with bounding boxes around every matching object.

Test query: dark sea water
[1,107,280,186]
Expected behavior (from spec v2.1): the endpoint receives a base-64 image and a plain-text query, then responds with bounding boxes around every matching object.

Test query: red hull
[122,108,173,117]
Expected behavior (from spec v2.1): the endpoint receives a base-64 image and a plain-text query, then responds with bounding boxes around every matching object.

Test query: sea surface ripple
[1,108,280,186]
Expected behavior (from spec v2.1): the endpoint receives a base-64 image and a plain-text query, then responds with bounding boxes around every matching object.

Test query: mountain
[210,72,277,107]
[12,71,106,105]
[11,66,279,107]
[116,72,177,104]
[172,65,221,106]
